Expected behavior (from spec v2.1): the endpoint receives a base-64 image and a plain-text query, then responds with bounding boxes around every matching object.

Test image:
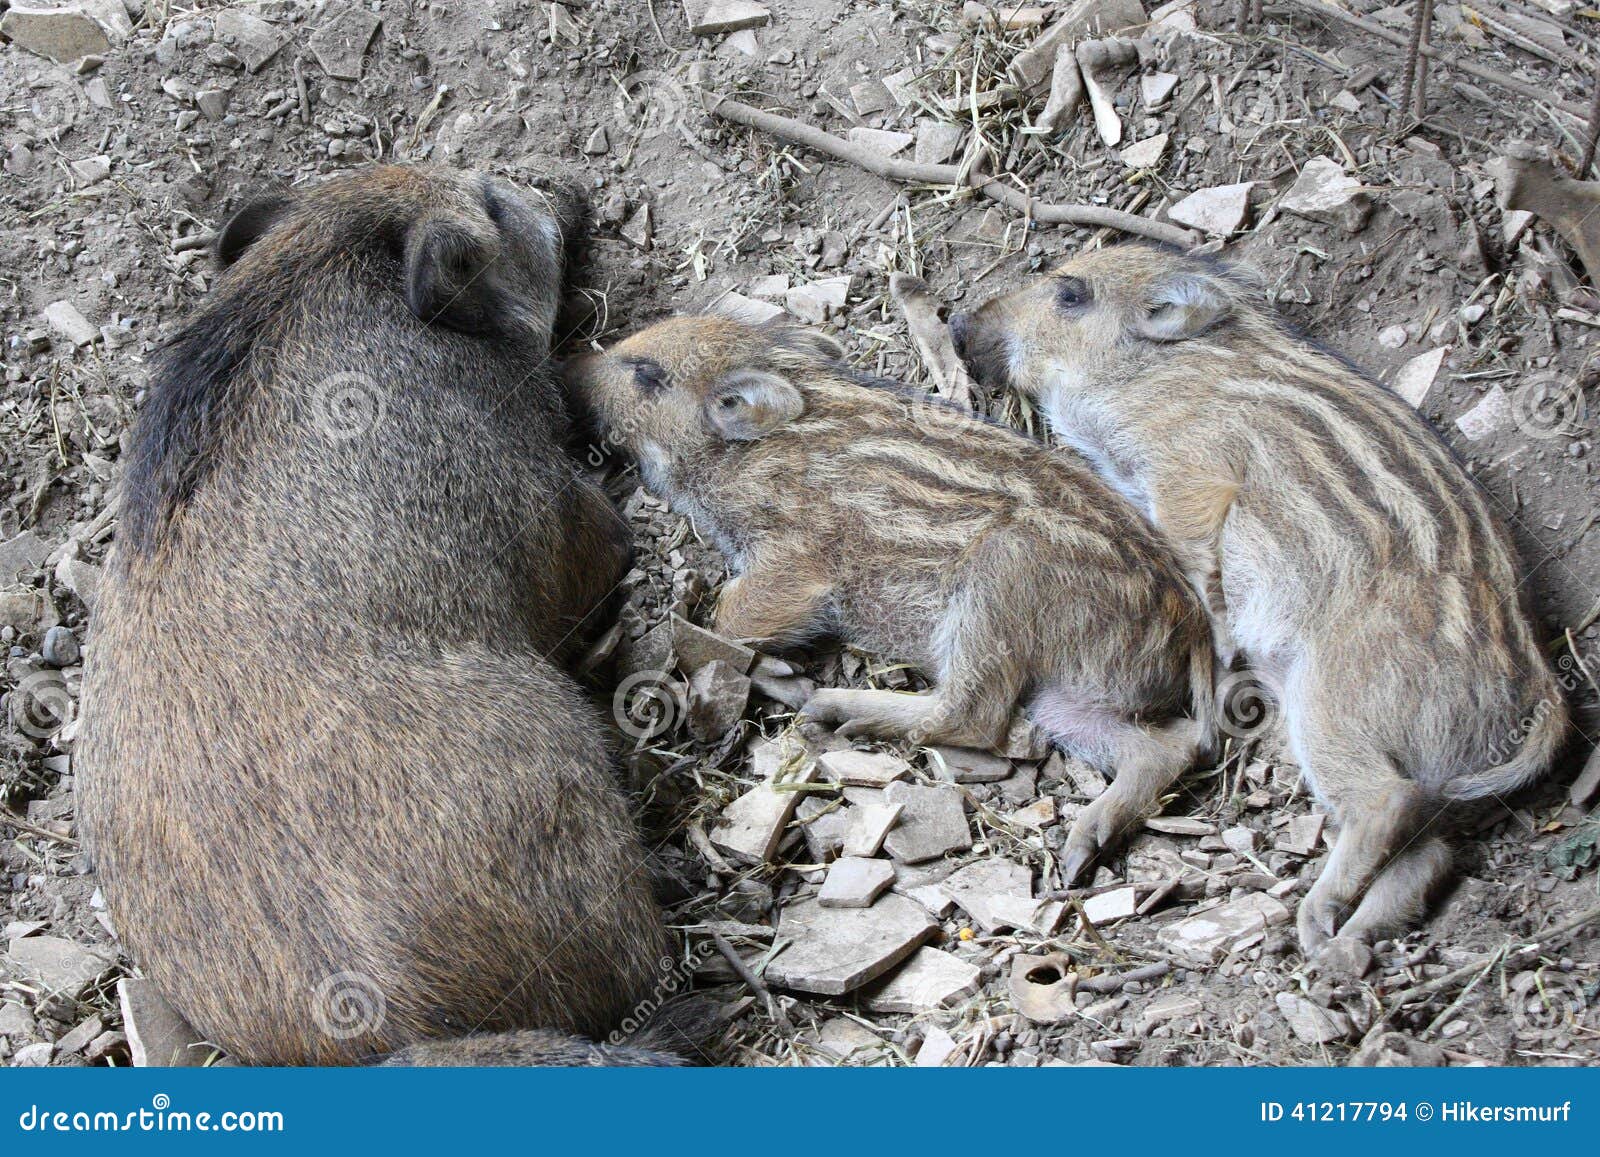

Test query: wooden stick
[1,810,78,847]
[706,95,1201,248]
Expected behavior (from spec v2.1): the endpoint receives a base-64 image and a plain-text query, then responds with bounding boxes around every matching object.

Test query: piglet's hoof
[1009,952,1079,1024]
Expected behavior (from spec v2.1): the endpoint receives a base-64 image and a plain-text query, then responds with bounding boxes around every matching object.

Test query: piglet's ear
[704,370,803,441]
[404,215,504,335]
[216,193,293,267]
[1131,273,1232,342]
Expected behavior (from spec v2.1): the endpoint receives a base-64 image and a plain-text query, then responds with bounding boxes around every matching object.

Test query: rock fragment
[765,894,933,995]
[864,946,980,1013]
[710,750,816,863]
[1155,892,1290,966]
[686,659,750,742]
[1276,992,1352,1043]
[714,291,785,326]
[45,300,98,348]
[881,781,971,864]
[816,749,910,787]
[1279,156,1370,232]
[671,614,754,673]
[1120,132,1168,168]
[926,745,1011,783]
[840,802,901,858]
[684,0,770,36]
[818,856,895,908]
[1391,347,1448,408]
[0,0,131,63]
[120,979,213,1067]
[310,7,382,82]
[1275,812,1326,856]
[1167,182,1254,236]
[620,203,653,251]
[846,127,913,157]
[5,935,115,999]
[1141,71,1179,106]
[1455,385,1513,440]
[785,276,851,325]
[914,119,965,166]
[1082,885,1138,924]
[213,10,285,73]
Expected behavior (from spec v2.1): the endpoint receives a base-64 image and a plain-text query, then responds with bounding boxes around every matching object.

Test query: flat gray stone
[1167,182,1254,236]
[213,9,284,73]
[0,1001,38,1038]
[766,894,934,995]
[0,0,130,63]
[309,7,382,81]
[1276,992,1353,1043]
[942,857,1033,932]
[927,745,1012,783]
[784,276,850,325]
[6,935,114,998]
[846,127,913,157]
[119,978,213,1067]
[1278,156,1369,231]
[863,946,981,1013]
[881,781,971,864]
[914,119,964,166]
[0,532,51,581]
[816,749,910,788]
[672,614,755,673]
[1082,885,1138,924]
[1155,893,1291,966]
[686,658,750,742]
[684,0,770,36]
[842,802,902,857]
[44,300,97,347]
[713,291,785,326]
[796,796,851,861]
[818,856,895,908]
[710,755,817,864]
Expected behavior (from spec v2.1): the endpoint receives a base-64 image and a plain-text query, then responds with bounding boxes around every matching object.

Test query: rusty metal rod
[1287,0,1589,121]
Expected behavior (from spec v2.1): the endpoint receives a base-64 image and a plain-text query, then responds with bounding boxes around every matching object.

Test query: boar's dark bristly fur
[77,165,687,1066]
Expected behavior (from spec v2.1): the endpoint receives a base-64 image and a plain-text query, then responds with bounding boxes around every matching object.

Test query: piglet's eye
[1055,276,1091,310]
[623,358,669,394]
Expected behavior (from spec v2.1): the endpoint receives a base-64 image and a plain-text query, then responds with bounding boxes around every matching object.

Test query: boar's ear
[1131,273,1232,342]
[216,193,293,267]
[767,325,845,365]
[404,215,504,335]
[705,370,804,441]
